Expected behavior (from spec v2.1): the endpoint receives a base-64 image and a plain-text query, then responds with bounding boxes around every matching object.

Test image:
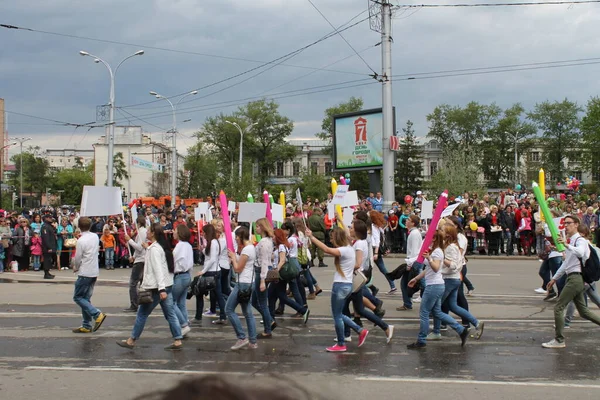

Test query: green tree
[316,96,364,154]
[113,152,129,187]
[480,103,536,186]
[294,169,330,201]
[527,99,582,181]
[9,152,49,205]
[50,167,94,205]
[427,101,502,154]
[179,142,219,198]
[426,150,484,197]
[395,120,422,198]
[580,97,600,182]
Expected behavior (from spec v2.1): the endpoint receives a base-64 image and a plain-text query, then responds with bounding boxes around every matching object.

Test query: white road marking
[24,366,246,375]
[356,376,600,389]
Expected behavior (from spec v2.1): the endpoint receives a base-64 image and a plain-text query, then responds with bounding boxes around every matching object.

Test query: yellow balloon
[470,222,478,231]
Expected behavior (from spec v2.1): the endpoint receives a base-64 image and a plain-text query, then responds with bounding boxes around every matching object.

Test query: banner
[130,155,165,173]
[80,186,122,217]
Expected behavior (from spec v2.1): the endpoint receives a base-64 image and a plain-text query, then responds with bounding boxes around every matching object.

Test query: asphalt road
[1,256,600,399]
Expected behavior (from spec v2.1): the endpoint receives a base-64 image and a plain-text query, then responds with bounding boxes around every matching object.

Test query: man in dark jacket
[40,214,57,279]
[500,205,517,256]
[307,207,327,268]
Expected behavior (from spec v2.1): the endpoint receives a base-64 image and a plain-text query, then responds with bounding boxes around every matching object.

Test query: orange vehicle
[136,196,209,208]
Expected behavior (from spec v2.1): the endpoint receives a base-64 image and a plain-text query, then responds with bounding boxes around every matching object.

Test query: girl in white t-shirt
[226,227,258,351]
[407,226,469,349]
[306,227,369,353]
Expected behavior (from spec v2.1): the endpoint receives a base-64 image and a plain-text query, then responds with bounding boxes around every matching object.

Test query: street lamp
[148,90,198,207]
[0,142,17,208]
[79,49,144,187]
[11,138,31,208]
[509,131,520,187]
[225,121,258,180]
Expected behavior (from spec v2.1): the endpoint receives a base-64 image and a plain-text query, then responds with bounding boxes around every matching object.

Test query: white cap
[416,191,422,195]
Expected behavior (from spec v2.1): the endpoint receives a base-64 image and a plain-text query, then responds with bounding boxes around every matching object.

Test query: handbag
[279,261,298,282]
[64,238,78,248]
[352,269,367,293]
[265,269,280,283]
[137,283,153,305]
[237,266,254,303]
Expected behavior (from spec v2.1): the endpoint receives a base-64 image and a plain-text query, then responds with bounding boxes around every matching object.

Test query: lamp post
[149,90,197,207]
[0,142,16,208]
[12,138,31,208]
[79,49,144,187]
[510,131,520,187]
[225,121,258,180]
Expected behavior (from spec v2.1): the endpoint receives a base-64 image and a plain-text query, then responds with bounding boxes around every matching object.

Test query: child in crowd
[30,231,43,271]
[101,227,116,270]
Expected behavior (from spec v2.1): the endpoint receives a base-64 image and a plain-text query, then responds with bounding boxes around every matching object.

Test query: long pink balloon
[219,190,235,252]
[416,190,448,263]
[263,190,273,228]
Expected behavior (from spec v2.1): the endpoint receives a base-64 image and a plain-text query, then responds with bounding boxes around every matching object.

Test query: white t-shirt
[441,243,462,279]
[287,236,298,258]
[424,248,444,285]
[457,233,468,266]
[218,237,230,269]
[333,245,355,284]
[273,244,287,267]
[237,244,256,284]
[353,239,369,272]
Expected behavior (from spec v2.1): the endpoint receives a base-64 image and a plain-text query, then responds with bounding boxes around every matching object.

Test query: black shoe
[123,307,137,313]
[460,327,470,347]
[271,321,278,331]
[440,325,448,331]
[274,309,284,316]
[407,341,426,349]
[44,273,55,280]
[375,309,386,318]
[544,292,557,301]
[370,286,379,297]
[353,317,363,327]
[318,262,328,268]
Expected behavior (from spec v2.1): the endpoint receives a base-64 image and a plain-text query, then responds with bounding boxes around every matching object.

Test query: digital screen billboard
[333,108,392,171]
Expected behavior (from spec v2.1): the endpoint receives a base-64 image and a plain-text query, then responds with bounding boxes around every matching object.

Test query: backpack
[575,238,600,284]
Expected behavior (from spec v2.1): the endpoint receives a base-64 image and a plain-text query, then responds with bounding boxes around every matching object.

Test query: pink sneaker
[358,329,369,347]
[326,344,347,352]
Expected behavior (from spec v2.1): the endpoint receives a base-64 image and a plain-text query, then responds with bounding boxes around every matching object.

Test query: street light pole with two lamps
[79,49,144,187]
[225,121,258,180]
[149,90,198,207]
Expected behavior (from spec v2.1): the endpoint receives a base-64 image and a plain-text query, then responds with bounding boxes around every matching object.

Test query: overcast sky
[2,0,600,159]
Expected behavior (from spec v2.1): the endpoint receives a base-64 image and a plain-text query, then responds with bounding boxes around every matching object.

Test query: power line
[306,0,378,76]
[394,1,600,7]
[4,110,97,127]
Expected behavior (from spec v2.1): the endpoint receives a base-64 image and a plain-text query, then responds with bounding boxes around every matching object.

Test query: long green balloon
[532,181,565,252]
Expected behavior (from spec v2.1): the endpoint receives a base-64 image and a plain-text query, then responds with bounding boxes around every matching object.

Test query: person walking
[172,224,194,337]
[117,223,183,351]
[40,214,57,279]
[398,215,423,310]
[370,211,396,294]
[71,217,107,334]
[542,215,600,348]
[252,218,275,338]
[308,208,328,268]
[123,216,147,312]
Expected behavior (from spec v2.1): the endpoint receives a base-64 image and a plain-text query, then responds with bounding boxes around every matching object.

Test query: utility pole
[381,0,395,211]
[13,137,31,208]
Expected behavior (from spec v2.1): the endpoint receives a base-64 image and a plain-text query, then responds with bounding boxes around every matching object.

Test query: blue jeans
[73,276,101,330]
[225,283,257,343]
[401,262,423,308]
[33,255,41,271]
[375,256,395,290]
[434,279,478,332]
[172,272,191,327]
[331,282,363,346]
[418,283,464,344]
[344,288,388,337]
[105,247,114,267]
[132,286,182,340]
[251,269,273,334]
[288,257,307,305]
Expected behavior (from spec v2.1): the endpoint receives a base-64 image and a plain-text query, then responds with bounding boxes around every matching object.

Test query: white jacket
[141,242,173,291]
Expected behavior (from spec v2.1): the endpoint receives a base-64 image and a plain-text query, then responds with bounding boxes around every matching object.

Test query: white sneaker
[427,332,442,341]
[231,338,249,350]
[386,325,394,344]
[413,296,422,303]
[534,288,547,294]
[542,339,565,349]
[181,325,191,336]
[333,336,352,342]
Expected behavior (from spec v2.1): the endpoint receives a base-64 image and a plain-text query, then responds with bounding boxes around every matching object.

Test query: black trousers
[42,251,53,273]
[128,262,144,308]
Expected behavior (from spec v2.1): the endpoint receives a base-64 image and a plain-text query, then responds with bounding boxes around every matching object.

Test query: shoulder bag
[137,282,153,305]
[352,269,367,293]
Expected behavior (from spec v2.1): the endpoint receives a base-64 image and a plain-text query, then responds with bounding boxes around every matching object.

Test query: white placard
[228,201,236,212]
[80,186,122,217]
[331,185,349,205]
[342,207,354,227]
[296,188,303,208]
[420,200,434,220]
[195,202,209,221]
[271,203,284,223]
[545,217,566,240]
[130,204,138,223]
[441,202,460,218]
[341,190,359,207]
[238,202,268,223]
[327,203,335,219]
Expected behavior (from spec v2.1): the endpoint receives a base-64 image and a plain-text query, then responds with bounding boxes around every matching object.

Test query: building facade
[93,126,184,201]
[44,148,94,170]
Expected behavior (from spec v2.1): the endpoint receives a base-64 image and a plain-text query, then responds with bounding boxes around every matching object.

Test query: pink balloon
[219,191,235,253]
[263,190,273,228]
[416,190,448,264]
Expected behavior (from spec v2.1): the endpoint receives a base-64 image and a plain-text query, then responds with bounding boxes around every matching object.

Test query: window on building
[430,161,438,176]
[293,162,300,176]
[276,162,284,177]
[529,152,540,162]
[573,171,582,181]
[67,158,71,163]
[311,162,318,174]
[325,162,333,175]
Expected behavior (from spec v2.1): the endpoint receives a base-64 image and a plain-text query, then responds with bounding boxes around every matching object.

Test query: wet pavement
[2,258,600,399]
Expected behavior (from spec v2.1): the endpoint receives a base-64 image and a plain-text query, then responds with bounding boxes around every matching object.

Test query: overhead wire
[393,1,600,7]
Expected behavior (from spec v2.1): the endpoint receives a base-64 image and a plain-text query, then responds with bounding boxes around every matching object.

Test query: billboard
[332,108,394,171]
